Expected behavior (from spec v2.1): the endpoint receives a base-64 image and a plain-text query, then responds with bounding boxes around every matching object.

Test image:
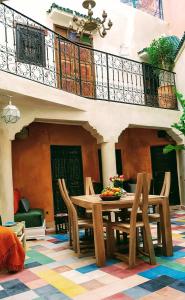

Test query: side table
[10,222,26,251]
[54,213,68,233]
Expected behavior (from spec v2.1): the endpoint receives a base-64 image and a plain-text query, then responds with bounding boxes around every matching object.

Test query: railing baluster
[106,53,110,101]
[78,45,82,96]
[58,35,62,90]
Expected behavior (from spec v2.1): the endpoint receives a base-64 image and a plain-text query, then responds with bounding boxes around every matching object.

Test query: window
[67,30,92,46]
[16,24,46,66]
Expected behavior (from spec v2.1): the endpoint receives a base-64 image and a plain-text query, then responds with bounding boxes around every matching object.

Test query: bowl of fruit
[100,186,122,201]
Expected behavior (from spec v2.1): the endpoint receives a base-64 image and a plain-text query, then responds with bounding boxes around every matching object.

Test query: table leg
[92,203,106,267]
[22,223,26,251]
[160,197,173,256]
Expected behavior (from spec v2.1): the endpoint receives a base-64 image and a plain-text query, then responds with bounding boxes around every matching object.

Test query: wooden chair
[85,177,119,222]
[107,173,156,268]
[148,172,171,244]
[116,173,152,223]
[58,178,95,257]
[85,177,95,195]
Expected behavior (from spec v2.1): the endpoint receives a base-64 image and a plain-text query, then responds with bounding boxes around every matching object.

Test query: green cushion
[19,198,30,213]
[14,208,44,228]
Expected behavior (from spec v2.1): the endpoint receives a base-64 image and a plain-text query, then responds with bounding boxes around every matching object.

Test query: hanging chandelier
[1,96,20,124]
[70,0,113,38]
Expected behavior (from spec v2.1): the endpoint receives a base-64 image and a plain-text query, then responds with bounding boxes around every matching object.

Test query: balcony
[0,3,177,110]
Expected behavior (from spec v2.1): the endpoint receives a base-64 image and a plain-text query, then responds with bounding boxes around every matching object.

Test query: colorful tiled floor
[1,211,185,299]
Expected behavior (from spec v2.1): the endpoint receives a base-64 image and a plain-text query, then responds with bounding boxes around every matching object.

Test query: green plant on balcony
[147,37,176,108]
[164,91,185,153]
[147,37,175,71]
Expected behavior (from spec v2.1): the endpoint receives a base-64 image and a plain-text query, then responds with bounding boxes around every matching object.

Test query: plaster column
[177,149,185,206]
[101,141,117,187]
[0,129,14,223]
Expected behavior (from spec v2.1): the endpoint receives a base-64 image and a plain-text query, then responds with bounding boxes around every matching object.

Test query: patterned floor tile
[138,275,176,292]
[1,290,38,300]
[76,264,99,274]
[140,292,166,299]
[25,262,42,269]
[61,270,92,284]
[81,279,104,290]
[170,279,185,292]
[53,266,72,273]
[0,279,29,298]
[139,265,185,280]
[156,286,185,298]
[35,269,86,297]
[103,293,132,300]
[123,286,151,298]
[26,279,48,289]
[1,211,185,299]
[97,274,123,285]
[34,284,62,296]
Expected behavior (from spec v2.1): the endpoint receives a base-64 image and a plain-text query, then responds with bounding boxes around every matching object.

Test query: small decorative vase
[114,180,124,189]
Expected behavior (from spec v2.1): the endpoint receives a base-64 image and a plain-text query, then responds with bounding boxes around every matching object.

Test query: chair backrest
[160,172,171,197]
[85,177,95,195]
[58,178,78,222]
[130,173,149,227]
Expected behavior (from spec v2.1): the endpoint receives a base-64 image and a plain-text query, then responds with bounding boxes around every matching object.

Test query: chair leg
[68,218,73,247]
[144,224,156,265]
[73,223,80,256]
[142,227,149,253]
[55,222,58,234]
[76,238,81,257]
[106,225,115,258]
[71,222,78,252]
[128,232,136,268]
[157,222,162,244]
[84,228,89,239]
[115,213,121,244]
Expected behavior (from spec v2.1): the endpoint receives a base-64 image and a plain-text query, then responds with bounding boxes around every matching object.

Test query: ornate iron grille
[0,3,177,109]
[16,24,46,67]
[120,0,163,19]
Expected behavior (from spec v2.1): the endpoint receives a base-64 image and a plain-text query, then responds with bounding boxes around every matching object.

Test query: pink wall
[163,0,185,37]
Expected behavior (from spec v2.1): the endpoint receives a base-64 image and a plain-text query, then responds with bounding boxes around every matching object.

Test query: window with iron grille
[16,24,46,67]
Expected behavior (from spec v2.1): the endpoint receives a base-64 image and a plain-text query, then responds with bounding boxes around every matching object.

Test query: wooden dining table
[71,193,173,267]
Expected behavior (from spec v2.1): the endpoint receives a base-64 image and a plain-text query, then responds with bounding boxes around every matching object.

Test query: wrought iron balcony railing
[0,3,177,109]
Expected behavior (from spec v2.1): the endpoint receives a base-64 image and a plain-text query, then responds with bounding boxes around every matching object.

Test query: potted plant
[110,175,125,189]
[164,91,185,153]
[147,36,176,108]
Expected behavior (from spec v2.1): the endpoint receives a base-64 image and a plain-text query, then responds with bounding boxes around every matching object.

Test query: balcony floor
[1,211,185,299]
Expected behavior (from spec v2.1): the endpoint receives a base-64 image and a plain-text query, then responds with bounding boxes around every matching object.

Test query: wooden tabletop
[71,193,165,209]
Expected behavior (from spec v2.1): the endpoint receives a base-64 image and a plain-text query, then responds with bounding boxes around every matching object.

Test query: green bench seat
[14,208,44,228]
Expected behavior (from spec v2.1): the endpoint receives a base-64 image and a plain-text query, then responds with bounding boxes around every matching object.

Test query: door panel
[50,145,84,214]
[55,26,94,98]
[150,145,180,205]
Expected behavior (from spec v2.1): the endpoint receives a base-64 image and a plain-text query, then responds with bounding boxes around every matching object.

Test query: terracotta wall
[12,124,170,225]
[116,128,170,180]
[12,123,100,225]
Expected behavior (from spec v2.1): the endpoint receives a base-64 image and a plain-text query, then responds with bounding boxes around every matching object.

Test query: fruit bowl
[100,186,122,201]
[100,195,121,201]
